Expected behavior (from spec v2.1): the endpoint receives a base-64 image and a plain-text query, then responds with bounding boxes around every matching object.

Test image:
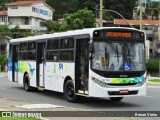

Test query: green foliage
[46,0,64,20]
[109,0,136,19]
[103,12,114,20]
[10,25,20,38]
[0,54,7,71]
[148,79,160,83]
[44,20,61,33]
[10,25,35,38]
[77,0,99,11]
[60,8,95,31]
[0,54,7,66]
[146,59,159,73]
[45,0,137,20]
[0,25,12,40]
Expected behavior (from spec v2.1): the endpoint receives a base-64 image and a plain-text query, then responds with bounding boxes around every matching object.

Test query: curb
[147,81,160,87]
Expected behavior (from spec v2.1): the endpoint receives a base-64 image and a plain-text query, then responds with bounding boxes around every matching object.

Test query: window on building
[32,7,35,12]
[11,6,18,9]
[0,16,7,22]
[24,17,29,25]
[40,22,45,27]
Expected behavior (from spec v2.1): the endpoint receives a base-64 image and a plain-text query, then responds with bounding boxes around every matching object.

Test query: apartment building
[6,0,54,31]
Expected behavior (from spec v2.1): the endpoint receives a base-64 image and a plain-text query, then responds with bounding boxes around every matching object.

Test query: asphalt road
[0,76,160,112]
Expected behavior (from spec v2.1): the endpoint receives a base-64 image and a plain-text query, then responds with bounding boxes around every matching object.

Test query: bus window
[19,43,27,60]
[60,38,74,49]
[60,38,74,61]
[28,42,36,60]
[47,39,59,50]
[46,51,59,61]
[46,39,59,61]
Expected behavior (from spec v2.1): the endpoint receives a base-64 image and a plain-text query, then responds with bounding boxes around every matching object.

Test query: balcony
[9,24,32,30]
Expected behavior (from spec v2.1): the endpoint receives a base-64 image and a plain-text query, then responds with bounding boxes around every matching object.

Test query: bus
[8,27,146,102]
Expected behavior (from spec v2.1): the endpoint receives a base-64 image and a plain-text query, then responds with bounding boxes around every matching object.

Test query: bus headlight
[91,76,109,87]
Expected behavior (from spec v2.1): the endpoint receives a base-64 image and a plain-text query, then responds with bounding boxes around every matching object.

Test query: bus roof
[10,27,141,43]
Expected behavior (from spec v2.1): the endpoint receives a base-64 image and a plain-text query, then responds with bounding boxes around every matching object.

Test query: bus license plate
[119,90,129,94]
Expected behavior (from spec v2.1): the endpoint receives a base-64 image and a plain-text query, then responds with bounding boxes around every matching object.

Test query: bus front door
[12,45,18,82]
[36,42,46,88]
[75,38,89,95]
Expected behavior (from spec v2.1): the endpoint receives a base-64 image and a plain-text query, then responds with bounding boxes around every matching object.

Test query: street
[0,76,160,112]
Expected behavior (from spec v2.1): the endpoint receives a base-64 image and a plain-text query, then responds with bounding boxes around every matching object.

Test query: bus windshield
[91,41,145,71]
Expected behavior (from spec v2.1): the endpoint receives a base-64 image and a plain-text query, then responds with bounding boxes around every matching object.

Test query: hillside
[0,0,137,20]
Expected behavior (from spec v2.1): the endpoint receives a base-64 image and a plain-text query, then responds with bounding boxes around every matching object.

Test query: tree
[0,54,7,71]
[61,0,77,13]
[59,8,95,31]
[46,0,64,20]
[44,20,61,33]
[76,0,136,19]
[103,11,114,20]
[77,0,99,11]
[108,0,136,19]
[0,25,12,40]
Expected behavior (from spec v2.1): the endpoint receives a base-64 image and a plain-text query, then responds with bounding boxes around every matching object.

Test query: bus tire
[109,97,123,102]
[64,80,79,102]
[24,74,33,92]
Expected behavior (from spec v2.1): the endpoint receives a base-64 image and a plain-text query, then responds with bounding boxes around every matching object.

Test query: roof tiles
[114,19,160,25]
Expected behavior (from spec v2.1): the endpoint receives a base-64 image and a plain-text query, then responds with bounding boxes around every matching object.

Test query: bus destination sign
[106,32,132,38]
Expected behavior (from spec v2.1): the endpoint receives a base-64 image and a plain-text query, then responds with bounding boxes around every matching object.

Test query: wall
[31,3,53,20]
[8,5,31,17]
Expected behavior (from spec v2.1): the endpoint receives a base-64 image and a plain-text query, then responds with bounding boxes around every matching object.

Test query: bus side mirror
[89,43,94,60]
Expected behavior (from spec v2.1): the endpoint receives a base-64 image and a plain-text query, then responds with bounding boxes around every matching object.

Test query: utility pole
[100,0,103,27]
[140,0,143,30]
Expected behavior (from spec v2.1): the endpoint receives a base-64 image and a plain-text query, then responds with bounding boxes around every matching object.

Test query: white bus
[8,27,146,102]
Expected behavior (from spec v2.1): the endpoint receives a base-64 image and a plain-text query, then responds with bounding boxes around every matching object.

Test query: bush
[146,59,159,76]
[0,54,7,71]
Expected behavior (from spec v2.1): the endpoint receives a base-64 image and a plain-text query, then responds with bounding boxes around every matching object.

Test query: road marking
[0,109,8,111]
[16,104,66,109]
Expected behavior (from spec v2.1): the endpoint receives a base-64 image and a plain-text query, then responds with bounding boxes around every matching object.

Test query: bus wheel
[64,80,79,102]
[24,74,32,92]
[109,97,123,102]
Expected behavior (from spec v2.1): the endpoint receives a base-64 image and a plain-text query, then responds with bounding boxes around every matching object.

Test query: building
[0,0,54,71]
[6,0,54,32]
[0,10,8,25]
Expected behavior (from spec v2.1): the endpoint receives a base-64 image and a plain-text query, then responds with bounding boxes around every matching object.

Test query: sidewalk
[0,97,138,120]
